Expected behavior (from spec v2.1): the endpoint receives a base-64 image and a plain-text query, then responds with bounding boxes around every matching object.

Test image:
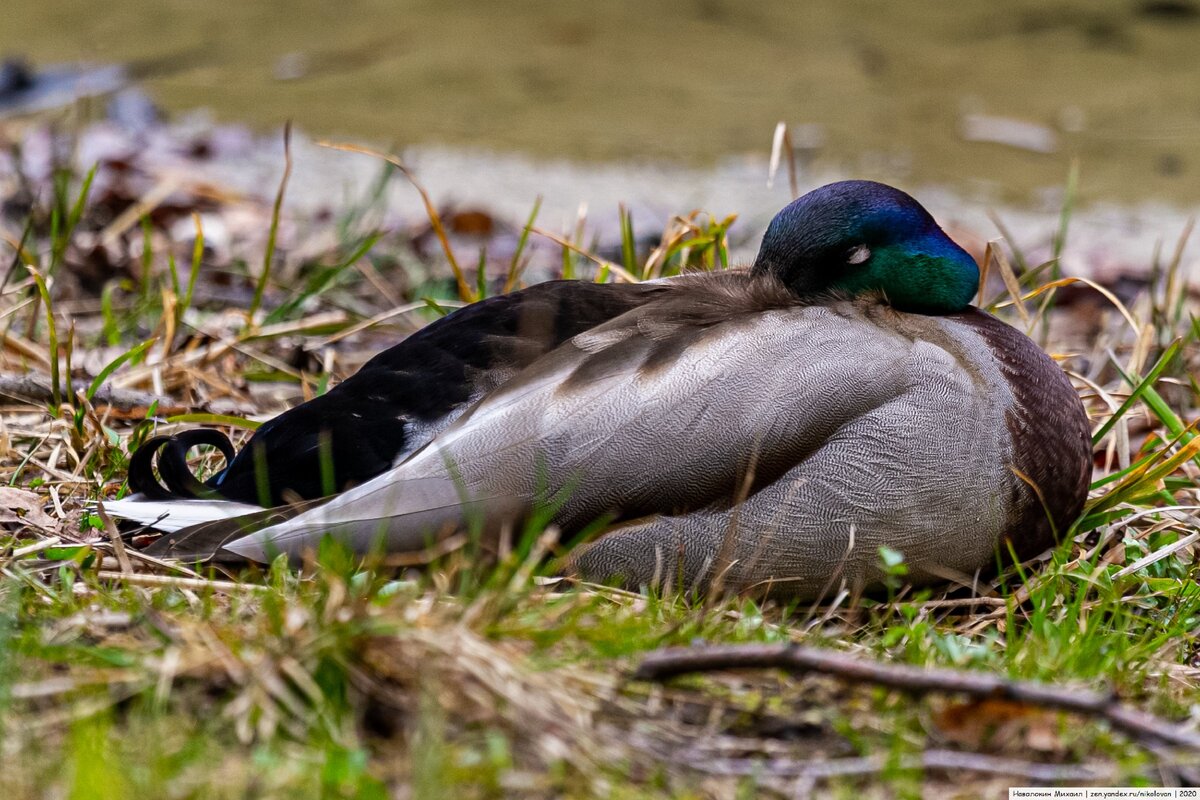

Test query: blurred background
[3,0,1200,273]
[7,0,1200,197]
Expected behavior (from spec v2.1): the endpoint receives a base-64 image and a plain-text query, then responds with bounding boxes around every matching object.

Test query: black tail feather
[128,430,236,500]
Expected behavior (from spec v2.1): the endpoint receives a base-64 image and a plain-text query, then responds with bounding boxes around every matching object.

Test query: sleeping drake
[106,180,1092,599]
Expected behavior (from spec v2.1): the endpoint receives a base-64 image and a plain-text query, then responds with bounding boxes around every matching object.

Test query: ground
[1,119,1198,798]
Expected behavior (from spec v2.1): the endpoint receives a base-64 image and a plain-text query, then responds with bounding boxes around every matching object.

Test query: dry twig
[0,373,181,413]
[686,748,1111,783]
[634,643,1200,750]
[93,570,269,594]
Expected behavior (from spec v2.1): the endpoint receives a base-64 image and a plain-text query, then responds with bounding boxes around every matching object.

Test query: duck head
[752,180,979,314]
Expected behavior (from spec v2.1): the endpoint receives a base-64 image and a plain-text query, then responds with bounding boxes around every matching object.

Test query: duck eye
[845,244,871,265]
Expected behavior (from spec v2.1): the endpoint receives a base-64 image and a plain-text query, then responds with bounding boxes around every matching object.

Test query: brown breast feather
[952,311,1092,558]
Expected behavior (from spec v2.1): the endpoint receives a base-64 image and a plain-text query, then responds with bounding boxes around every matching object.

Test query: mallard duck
[107,180,1092,599]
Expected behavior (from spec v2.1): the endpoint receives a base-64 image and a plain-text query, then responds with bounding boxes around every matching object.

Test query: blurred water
[3,1,1200,206]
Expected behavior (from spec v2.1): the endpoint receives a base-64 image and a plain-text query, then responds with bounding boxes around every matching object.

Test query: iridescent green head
[752,180,979,314]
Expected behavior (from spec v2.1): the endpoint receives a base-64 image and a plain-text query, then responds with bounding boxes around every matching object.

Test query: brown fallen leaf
[0,486,61,533]
[445,208,496,236]
[934,697,1064,753]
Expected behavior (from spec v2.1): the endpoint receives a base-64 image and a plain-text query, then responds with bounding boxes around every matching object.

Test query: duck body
[219,273,1088,597]
[111,181,1092,599]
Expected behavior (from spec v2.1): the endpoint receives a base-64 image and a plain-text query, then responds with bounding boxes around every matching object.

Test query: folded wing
[224,283,1008,577]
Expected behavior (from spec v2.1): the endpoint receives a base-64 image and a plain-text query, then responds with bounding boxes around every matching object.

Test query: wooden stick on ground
[686,749,1111,783]
[633,643,1200,750]
[0,373,181,413]
[94,570,269,594]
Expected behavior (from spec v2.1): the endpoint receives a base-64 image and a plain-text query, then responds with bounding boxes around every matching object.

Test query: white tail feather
[103,496,264,533]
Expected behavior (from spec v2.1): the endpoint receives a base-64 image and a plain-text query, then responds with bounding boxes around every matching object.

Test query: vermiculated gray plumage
[218,274,1089,598]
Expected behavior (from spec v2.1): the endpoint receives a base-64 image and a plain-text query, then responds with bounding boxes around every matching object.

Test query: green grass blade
[166,250,181,299]
[475,246,488,300]
[1050,159,1079,274]
[1092,338,1182,446]
[48,163,97,277]
[422,296,451,317]
[139,216,154,304]
[618,204,638,279]
[264,231,383,325]
[27,267,60,414]
[249,123,293,326]
[99,282,122,347]
[166,413,262,430]
[0,213,35,293]
[182,213,204,319]
[1132,381,1189,441]
[86,340,155,403]
[504,196,541,293]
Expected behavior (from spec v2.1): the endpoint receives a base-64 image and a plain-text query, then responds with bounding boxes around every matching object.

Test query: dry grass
[0,127,1198,797]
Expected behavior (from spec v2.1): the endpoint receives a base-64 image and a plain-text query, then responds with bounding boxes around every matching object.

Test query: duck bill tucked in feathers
[109,180,1092,599]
